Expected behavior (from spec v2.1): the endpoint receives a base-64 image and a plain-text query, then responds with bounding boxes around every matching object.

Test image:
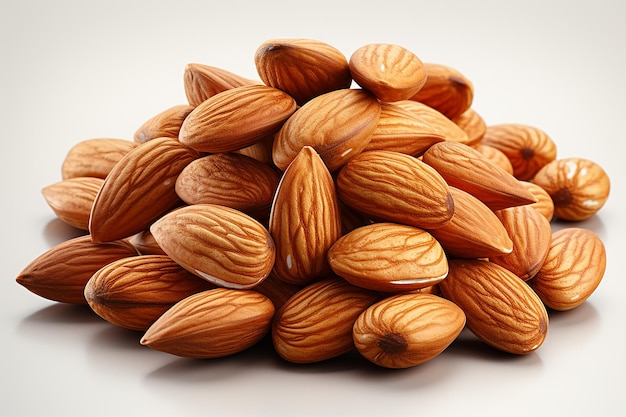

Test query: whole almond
[255,38,352,105]
[150,204,276,289]
[235,134,275,166]
[269,146,342,285]
[129,228,167,256]
[141,288,275,358]
[252,270,303,311]
[272,277,381,363]
[84,255,215,331]
[521,180,555,221]
[530,228,606,311]
[472,143,515,175]
[336,150,454,229]
[393,100,470,144]
[183,63,260,107]
[89,137,199,242]
[328,222,448,292]
[42,176,104,230]
[452,108,486,145]
[439,259,549,355]
[61,138,136,180]
[353,293,466,368]
[179,84,296,153]
[133,104,195,144]
[15,235,138,304]
[349,43,427,102]
[272,88,381,172]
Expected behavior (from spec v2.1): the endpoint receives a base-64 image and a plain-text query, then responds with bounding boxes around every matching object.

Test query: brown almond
[42,177,104,230]
[61,138,137,180]
[393,100,469,144]
[129,229,167,256]
[183,63,260,107]
[472,143,515,175]
[521,180,555,221]
[133,104,194,144]
[452,108,486,145]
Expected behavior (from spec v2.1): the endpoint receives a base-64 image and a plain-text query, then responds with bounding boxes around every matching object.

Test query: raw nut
[15,235,138,304]
[61,138,137,180]
[353,293,466,368]
[179,84,297,153]
[255,38,352,105]
[129,229,167,256]
[42,176,104,230]
[531,157,610,221]
[408,62,474,120]
[272,277,381,363]
[84,255,215,331]
[491,205,552,281]
[530,228,606,311]
[89,137,199,242]
[439,259,549,355]
[150,203,276,289]
[349,43,427,102]
[472,143,514,175]
[327,222,448,292]
[175,152,280,220]
[252,270,303,311]
[133,104,195,144]
[235,135,275,166]
[336,150,454,229]
[269,146,342,285]
[521,180,555,221]
[481,123,557,181]
[141,288,275,358]
[272,88,381,172]
[183,63,260,107]
[422,141,536,211]
[427,187,513,259]
[452,108,486,145]
[393,100,469,144]
[362,101,446,156]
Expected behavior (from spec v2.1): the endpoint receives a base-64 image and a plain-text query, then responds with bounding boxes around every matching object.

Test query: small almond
[393,100,469,144]
[452,108,486,145]
[42,177,104,230]
[61,138,136,180]
[183,63,260,107]
[133,104,194,144]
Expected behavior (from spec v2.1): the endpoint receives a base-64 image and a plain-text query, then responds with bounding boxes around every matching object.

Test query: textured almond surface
[141,288,275,358]
[183,63,260,107]
[272,277,380,363]
[61,138,137,180]
[269,146,341,285]
[521,180,555,221]
[150,204,276,289]
[133,104,194,143]
[42,176,104,230]
[353,293,465,368]
[452,108,486,145]
[394,100,469,144]
[472,143,515,175]
[328,222,448,292]
[439,259,549,355]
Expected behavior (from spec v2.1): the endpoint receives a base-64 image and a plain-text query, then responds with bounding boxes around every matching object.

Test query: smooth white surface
[2,1,625,416]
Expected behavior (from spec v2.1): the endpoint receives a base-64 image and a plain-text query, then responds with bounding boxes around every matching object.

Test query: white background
[2,1,625,416]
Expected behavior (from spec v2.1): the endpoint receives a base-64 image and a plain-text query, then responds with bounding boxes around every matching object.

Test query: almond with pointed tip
[472,143,514,175]
[129,229,167,256]
[393,100,469,144]
[521,180,554,221]
[183,63,260,107]
[89,137,199,242]
[133,104,194,144]
[42,176,104,230]
[61,138,136,180]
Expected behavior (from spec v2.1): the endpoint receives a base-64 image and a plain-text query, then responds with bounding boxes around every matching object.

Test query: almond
[353,293,466,368]
[521,180,555,221]
[439,259,549,354]
[183,63,260,107]
[15,235,138,304]
[349,43,427,102]
[269,146,342,285]
[336,150,453,229]
[61,138,136,180]
[272,277,381,363]
[393,100,469,144]
[255,38,352,105]
[42,176,104,230]
[129,229,167,256]
[272,88,381,172]
[150,204,276,289]
[84,255,215,331]
[89,137,199,242]
[530,228,606,311]
[133,104,194,143]
[328,222,448,292]
[235,134,275,166]
[179,84,296,153]
[141,288,275,358]
[452,108,486,145]
[252,270,303,311]
[472,143,515,175]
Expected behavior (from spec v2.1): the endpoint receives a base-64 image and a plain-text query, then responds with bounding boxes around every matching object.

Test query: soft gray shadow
[42,218,87,246]
[18,302,101,326]
[550,215,607,239]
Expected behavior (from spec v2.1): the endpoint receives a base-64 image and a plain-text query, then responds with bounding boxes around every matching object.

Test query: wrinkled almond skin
[422,141,536,211]
[61,138,137,180]
[393,100,469,144]
[89,138,199,242]
[150,204,276,289]
[521,180,555,221]
[269,146,342,285]
[349,43,427,102]
[272,88,381,172]
[328,222,448,292]
[179,84,297,153]
[452,108,486,145]
[491,205,552,281]
[427,187,513,259]
[272,277,381,363]
[530,228,606,311]
[129,229,167,256]
[481,123,557,181]
[353,293,466,368]
[176,153,280,220]
[532,157,610,221]
[255,38,353,105]
[439,259,549,355]
[472,143,514,175]
[409,62,474,120]
[141,288,275,358]
[336,150,454,229]
[183,63,260,107]
[235,135,275,166]
[252,270,303,311]
[15,235,138,304]
[133,104,195,144]
[84,255,215,331]
[42,177,104,230]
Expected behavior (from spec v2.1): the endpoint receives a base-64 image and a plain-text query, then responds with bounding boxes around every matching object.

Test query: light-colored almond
[129,229,167,255]
[394,100,469,144]
[183,63,260,107]
[133,104,194,144]
[472,143,515,175]
[521,180,555,221]
[42,177,104,230]
[61,138,137,180]
[452,108,486,145]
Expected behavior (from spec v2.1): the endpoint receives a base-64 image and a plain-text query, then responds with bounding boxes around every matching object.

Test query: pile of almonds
[16,39,610,368]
